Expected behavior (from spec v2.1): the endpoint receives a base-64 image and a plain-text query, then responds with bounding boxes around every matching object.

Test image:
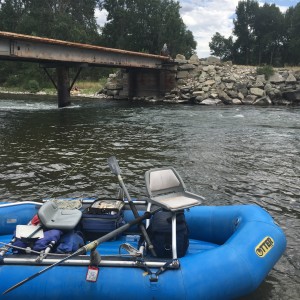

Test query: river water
[0,95,299,299]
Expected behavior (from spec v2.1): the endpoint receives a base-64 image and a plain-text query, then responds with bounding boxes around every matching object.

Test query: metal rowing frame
[2,254,180,269]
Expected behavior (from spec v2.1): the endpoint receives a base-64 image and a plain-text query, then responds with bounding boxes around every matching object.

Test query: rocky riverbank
[102,54,300,105]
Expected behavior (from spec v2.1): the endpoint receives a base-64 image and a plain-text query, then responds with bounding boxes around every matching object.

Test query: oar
[107,156,156,257]
[3,208,160,295]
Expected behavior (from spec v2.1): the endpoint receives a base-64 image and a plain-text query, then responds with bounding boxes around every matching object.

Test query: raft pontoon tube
[0,200,286,300]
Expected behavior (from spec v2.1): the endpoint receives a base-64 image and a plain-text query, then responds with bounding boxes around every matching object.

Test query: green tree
[0,0,23,32]
[233,0,259,64]
[253,3,284,65]
[209,0,299,66]
[209,32,234,61]
[98,0,196,57]
[0,0,100,43]
[287,3,300,64]
[282,6,294,64]
[0,0,102,87]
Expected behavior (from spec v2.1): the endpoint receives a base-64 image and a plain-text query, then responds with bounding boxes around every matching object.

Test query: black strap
[136,258,174,282]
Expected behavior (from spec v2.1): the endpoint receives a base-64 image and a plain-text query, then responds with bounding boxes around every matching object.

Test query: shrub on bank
[256,65,274,80]
[24,80,40,93]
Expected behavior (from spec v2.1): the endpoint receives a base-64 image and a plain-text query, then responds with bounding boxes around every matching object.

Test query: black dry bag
[143,210,189,258]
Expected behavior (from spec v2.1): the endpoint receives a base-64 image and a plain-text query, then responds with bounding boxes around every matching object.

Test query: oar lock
[119,243,142,257]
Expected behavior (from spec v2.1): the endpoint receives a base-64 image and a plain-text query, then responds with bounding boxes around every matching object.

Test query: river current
[0,96,299,299]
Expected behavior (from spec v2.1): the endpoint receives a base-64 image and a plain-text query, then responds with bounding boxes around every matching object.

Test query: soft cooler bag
[81,199,125,240]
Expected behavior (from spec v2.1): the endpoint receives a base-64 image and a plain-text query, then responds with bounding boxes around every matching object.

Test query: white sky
[95,0,299,58]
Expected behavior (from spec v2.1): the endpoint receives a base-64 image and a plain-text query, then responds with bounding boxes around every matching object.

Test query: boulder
[206,56,221,64]
[106,89,119,96]
[105,82,123,90]
[269,73,285,83]
[201,98,222,105]
[204,79,215,86]
[175,54,187,64]
[189,54,199,64]
[253,96,272,105]
[180,86,193,93]
[194,95,204,103]
[226,82,234,89]
[227,90,238,98]
[232,98,243,105]
[192,91,205,96]
[177,79,187,85]
[218,90,232,103]
[250,87,264,97]
[237,92,244,100]
[253,80,265,88]
[177,71,189,79]
[180,93,191,100]
[285,73,297,83]
[243,95,257,105]
[282,89,300,103]
[176,54,186,60]
[256,75,266,82]
[178,64,195,71]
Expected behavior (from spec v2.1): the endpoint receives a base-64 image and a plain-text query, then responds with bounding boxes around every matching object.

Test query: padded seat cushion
[152,194,200,211]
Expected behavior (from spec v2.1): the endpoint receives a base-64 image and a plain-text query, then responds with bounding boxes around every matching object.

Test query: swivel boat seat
[38,201,82,231]
[145,167,204,259]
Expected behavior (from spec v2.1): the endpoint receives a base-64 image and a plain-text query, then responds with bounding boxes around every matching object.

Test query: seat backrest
[145,167,186,198]
[38,201,58,225]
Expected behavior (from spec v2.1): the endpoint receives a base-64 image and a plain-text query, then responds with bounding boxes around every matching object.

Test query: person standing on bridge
[161,43,170,57]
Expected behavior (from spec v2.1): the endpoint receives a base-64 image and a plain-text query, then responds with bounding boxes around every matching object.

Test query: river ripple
[0,96,299,299]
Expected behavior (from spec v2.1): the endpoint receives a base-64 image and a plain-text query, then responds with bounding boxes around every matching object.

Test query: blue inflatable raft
[0,200,286,300]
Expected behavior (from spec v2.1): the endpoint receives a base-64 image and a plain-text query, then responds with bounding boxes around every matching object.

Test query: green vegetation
[209,0,300,66]
[99,0,197,57]
[0,78,106,96]
[256,65,274,80]
[24,80,40,93]
[72,78,107,95]
[0,0,196,91]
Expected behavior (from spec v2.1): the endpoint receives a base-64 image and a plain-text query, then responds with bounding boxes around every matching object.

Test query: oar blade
[107,156,121,176]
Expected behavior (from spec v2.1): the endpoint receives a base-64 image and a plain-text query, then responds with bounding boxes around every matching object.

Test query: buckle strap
[136,258,176,282]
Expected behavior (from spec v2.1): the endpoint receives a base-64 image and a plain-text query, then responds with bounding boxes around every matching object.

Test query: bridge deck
[0,31,169,69]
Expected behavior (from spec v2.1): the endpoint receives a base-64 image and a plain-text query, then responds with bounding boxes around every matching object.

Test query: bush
[5,75,22,87]
[24,80,40,93]
[256,65,274,80]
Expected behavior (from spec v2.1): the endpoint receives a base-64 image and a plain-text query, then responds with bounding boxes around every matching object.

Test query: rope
[47,199,82,209]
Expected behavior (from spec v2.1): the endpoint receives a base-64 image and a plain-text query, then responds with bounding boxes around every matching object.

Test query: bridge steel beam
[0,31,173,107]
[0,32,168,69]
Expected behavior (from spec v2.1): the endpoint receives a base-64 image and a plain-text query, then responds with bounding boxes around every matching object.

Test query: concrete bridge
[0,31,176,107]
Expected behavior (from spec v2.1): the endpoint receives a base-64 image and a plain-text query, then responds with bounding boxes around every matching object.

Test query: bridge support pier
[56,66,71,108]
[42,64,85,108]
[127,66,176,99]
